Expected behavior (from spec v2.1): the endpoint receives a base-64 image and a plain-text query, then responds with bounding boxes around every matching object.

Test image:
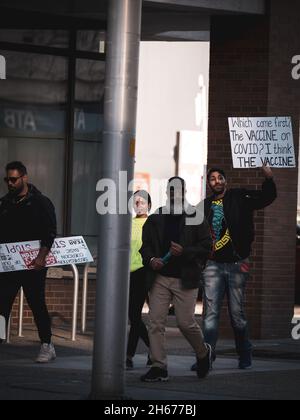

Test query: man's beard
[8,184,24,197]
[212,185,226,195]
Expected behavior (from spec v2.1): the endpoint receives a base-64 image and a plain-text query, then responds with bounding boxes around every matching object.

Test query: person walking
[0,161,57,363]
[126,190,152,370]
[140,177,212,382]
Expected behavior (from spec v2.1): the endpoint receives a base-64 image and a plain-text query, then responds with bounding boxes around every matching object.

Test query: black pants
[127,268,150,358]
[0,269,52,344]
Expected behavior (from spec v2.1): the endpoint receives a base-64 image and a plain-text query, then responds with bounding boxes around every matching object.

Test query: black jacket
[140,206,212,290]
[0,184,57,250]
[204,178,277,260]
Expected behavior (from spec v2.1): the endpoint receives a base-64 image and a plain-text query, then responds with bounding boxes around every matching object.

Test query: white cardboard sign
[0,55,6,80]
[0,236,93,273]
[228,117,296,169]
[0,315,5,340]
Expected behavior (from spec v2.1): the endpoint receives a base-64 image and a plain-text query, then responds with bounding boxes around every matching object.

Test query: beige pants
[148,274,207,369]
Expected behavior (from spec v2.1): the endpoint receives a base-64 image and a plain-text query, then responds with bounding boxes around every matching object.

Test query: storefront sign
[0,55,6,80]
[228,116,296,168]
[0,236,93,273]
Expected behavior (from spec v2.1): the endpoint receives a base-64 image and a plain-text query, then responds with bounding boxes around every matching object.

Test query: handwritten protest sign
[228,117,296,168]
[0,236,93,273]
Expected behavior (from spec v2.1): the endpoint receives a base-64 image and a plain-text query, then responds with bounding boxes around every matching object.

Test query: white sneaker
[35,343,56,364]
[0,315,6,341]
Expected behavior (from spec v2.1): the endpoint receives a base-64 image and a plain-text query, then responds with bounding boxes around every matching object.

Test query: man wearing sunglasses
[0,161,57,363]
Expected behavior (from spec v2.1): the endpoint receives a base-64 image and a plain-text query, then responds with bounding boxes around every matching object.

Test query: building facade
[0,0,299,339]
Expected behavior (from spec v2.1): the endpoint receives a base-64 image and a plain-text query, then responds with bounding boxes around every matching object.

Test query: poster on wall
[228,116,296,169]
[0,236,93,273]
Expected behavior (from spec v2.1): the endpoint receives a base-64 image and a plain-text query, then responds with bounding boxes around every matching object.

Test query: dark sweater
[0,184,57,249]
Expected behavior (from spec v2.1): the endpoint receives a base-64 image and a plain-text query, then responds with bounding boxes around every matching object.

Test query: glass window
[72,141,101,254]
[0,138,64,234]
[0,50,68,234]
[71,58,105,253]
[0,29,69,49]
[74,59,105,141]
[0,50,67,139]
[77,30,106,54]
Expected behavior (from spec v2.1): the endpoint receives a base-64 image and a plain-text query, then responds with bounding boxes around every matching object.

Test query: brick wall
[208,1,300,339]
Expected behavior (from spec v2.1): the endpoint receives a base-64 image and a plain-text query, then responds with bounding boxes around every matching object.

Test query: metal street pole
[91,0,142,400]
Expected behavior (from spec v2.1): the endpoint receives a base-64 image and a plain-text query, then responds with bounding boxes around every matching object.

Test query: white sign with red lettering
[0,236,93,273]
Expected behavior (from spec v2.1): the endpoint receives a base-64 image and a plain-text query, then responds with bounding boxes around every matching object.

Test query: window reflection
[0,29,69,48]
[0,50,67,233]
[0,33,106,243]
[77,30,106,53]
[74,59,105,140]
[71,59,105,252]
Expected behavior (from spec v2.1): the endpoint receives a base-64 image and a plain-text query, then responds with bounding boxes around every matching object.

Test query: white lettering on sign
[292,318,300,340]
[228,117,296,169]
[75,108,86,130]
[292,55,300,80]
[0,55,6,80]
[4,109,37,131]
[0,236,93,273]
[0,315,5,340]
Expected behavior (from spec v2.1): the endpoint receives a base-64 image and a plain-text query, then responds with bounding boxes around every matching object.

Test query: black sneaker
[140,367,169,382]
[196,344,212,379]
[238,351,252,370]
[191,350,215,371]
[126,358,134,370]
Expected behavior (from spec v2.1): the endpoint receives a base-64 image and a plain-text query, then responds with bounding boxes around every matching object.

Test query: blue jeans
[202,260,252,356]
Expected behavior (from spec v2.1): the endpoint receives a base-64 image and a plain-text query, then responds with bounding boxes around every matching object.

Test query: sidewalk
[0,326,300,400]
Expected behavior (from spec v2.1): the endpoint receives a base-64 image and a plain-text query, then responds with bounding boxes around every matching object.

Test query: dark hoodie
[0,184,57,250]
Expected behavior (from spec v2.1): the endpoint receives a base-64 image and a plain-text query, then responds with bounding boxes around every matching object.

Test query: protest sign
[0,55,5,80]
[0,236,93,273]
[228,117,296,168]
[0,315,5,340]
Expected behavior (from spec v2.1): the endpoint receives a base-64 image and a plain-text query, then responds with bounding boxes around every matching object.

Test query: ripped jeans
[202,260,252,356]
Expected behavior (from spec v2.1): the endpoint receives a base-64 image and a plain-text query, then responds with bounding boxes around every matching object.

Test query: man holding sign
[195,165,277,370]
[0,162,57,363]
